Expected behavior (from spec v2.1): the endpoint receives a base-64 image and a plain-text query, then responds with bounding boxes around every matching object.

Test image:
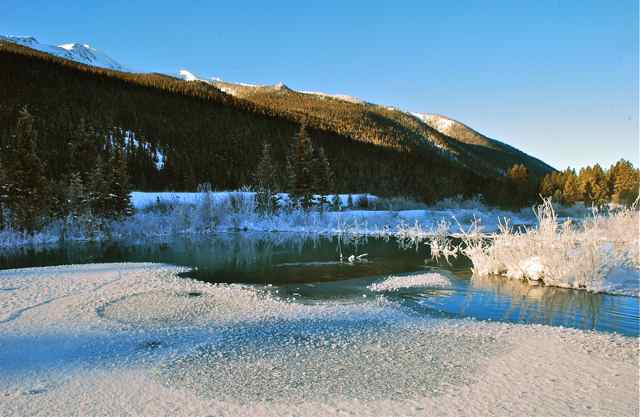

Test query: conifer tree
[0,156,7,230]
[4,108,49,232]
[88,155,110,218]
[580,164,608,207]
[507,164,533,207]
[109,142,133,217]
[331,192,341,211]
[312,146,334,211]
[290,125,315,209]
[610,159,640,206]
[561,169,581,205]
[65,172,87,219]
[254,142,279,214]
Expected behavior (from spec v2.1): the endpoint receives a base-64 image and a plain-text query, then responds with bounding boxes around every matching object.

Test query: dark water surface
[1,233,638,336]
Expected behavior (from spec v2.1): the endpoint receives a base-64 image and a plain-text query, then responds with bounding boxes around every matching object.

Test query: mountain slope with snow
[1,35,554,180]
[0,35,126,71]
[413,113,554,175]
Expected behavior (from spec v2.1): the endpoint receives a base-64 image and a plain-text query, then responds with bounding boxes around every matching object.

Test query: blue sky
[3,0,638,170]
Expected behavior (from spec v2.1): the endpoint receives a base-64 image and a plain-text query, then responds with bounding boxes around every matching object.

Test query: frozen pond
[1,233,637,336]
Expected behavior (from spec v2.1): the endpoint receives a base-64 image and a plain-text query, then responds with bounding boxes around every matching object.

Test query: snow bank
[368,273,451,292]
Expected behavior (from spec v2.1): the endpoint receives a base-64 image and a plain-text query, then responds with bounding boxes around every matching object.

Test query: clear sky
[3,0,638,170]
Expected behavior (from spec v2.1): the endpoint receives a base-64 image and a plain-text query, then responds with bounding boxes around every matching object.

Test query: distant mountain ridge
[0,35,126,71]
[1,34,553,178]
[0,35,554,206]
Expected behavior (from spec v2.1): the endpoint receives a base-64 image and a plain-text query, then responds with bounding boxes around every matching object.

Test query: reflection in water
[0,233,637,336]
[469,275,605,330]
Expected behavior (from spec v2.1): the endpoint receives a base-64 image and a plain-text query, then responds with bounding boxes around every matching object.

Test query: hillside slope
[0,40,510,203]
[413,113,554,176]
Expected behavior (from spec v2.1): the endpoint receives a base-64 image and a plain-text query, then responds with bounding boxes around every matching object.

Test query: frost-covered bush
[461,198,640,295]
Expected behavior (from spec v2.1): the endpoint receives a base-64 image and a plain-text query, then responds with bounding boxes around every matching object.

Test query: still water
[1,233,637,336]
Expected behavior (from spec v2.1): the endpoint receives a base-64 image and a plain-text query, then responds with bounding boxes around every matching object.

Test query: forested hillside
[0,40,546,206]
[211,80,554,179]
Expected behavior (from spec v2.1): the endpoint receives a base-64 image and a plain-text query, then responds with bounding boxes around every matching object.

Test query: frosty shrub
[461,198,640,295]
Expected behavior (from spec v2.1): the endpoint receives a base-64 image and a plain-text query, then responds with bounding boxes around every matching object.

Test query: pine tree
[88,155,110,218]
[507,164,533,207]
[4,108,49,233]
[254,142,279,214]
[539,171,564,199]
[312,146,334,211]
[65,172,87,219]
[610,159,640,206]
[290,124,315,209]
[581,164,609,207]
[109,142,133,217]
[561,169,580,205]
[331,192,341,211]
[0,156,7,230]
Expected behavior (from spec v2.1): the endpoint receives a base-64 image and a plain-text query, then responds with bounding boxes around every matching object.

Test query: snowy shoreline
[0,263,637,416]
[1,192,637,297]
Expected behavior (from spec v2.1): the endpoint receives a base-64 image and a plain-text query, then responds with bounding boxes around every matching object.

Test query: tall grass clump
[461,198,640,295]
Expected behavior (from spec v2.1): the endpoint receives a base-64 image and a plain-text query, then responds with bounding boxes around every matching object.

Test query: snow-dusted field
[0,263,637,416]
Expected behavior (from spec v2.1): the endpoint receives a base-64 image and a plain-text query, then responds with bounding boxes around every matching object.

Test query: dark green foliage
[312,146,334,211]
[64,172,88,219]
[331,192,341,211]
[254,142,280,214]
[110,141,133,218]
[2,108,49,233]
[0,157,7,229]
[88,155,111,218]
[290,125,315,209]
[504,164,536,208]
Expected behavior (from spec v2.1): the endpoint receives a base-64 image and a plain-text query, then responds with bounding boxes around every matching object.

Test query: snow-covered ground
[0,263,637,416]
[130,191,533,236]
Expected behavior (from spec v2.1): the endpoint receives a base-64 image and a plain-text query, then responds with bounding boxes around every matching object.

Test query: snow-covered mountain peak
[58,42,92,51]
[412,113,458,135]
[179,69,203,82]
[0,35,126,71]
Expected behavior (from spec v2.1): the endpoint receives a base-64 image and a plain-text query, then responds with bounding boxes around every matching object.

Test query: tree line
[0,108,132,233]
[255,125,337,213]
[538,160,639,207]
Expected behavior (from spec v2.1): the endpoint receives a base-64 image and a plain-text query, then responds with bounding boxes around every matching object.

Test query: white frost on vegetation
[0,191,536,252]
[461,198,640,296]
[368,273,451,292]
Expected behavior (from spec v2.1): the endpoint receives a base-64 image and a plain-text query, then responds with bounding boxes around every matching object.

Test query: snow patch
[368,273,451,292]
[412,113,457,134]
[301,90,364,104]
[179,69,204,82]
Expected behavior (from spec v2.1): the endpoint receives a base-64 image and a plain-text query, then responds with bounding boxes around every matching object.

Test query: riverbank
[1,263,637,416]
